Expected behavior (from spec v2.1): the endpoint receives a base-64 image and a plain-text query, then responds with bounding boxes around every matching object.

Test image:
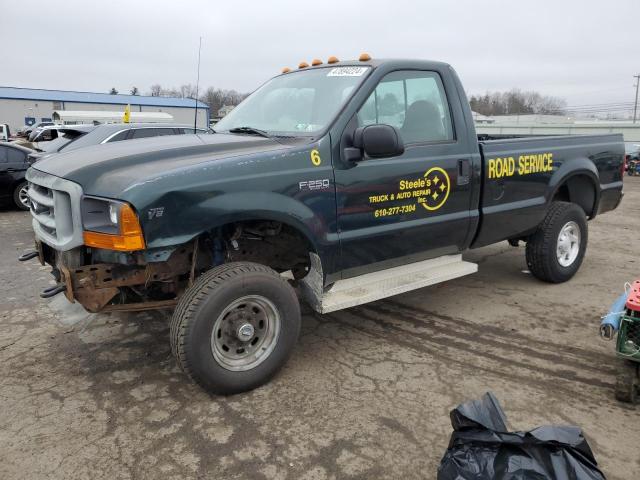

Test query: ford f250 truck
[19,56,624,394]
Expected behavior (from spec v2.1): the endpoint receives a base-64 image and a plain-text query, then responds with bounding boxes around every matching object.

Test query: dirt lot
[1,179,639,480]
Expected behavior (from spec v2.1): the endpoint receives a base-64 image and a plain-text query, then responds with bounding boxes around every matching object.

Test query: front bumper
[29,239,190,313]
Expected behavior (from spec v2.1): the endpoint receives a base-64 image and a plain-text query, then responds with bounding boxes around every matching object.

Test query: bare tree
[469,89,566,116]
[130,86,139,96]
[149,84,162,97]
[109,87,118,95]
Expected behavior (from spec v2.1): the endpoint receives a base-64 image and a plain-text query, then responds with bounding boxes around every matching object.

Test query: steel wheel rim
[18,185,30,207]
[556,221,581,267]
[210,295,281,371]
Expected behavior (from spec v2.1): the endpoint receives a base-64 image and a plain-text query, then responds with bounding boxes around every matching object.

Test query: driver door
[334,69,474,276]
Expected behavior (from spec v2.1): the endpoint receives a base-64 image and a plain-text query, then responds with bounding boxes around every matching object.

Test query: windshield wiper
[228,126,273,139]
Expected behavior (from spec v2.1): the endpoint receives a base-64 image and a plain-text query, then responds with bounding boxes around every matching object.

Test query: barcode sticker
[327,67,368,77]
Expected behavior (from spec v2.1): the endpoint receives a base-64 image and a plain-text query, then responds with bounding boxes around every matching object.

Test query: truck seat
[401,100,445,144]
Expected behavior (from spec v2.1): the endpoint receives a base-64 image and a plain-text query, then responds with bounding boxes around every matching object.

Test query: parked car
[20,57,624,394]
[26,125,96,159]
[22,121,54,137]
[0,143,33,210]
[625,142,640,164]
[0,123,11,142]
[28,123,210,162]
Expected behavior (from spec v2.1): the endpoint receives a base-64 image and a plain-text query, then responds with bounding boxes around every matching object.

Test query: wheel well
[552,175,597,218]
[201,220,316,279]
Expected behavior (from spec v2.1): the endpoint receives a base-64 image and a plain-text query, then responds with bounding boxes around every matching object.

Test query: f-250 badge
[299,179,330,191]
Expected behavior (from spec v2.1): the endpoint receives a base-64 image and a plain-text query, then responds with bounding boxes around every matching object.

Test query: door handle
[457,159,471,185]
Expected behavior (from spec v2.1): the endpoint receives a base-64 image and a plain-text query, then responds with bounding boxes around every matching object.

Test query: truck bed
[471,133,624,248]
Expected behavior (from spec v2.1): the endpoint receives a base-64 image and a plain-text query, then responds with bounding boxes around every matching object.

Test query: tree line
[108,84,249,115]
[469,89,567,116]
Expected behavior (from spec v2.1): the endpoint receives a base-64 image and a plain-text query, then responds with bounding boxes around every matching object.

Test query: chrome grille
[25,168,84,251]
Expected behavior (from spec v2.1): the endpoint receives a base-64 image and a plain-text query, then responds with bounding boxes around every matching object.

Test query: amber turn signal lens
[327,56,339,64]
[84,203,145,251]
[298,62,309,68]
[359,52,371,61]
[311,58,322,66]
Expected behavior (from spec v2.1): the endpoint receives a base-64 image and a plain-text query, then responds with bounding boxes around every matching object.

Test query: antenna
[194,36,202,132]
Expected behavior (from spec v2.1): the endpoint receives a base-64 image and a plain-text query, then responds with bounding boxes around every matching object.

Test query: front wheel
[526,201,588,283]
[170,262,301,395]
[13,181,30,211]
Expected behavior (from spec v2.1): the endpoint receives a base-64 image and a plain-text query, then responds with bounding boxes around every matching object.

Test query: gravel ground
[1,178,639,479]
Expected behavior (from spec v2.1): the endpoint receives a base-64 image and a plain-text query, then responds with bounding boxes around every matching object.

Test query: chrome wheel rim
[210,295,281,371]
[556,221,581,267]
[18,185,30,208]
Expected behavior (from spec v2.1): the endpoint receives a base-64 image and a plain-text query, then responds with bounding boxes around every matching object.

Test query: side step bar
[301,254,478,314]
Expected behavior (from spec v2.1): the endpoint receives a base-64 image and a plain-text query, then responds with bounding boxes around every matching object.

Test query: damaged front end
[20,168,201,313]
[29,240,198,313]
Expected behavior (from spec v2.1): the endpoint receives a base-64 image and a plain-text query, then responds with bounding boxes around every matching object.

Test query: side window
[7,148,26,163]
[155,128,176,136]
[107,130,130,142]
[130,128,159,139]
[357,70,454,145]
[0,146,8,163]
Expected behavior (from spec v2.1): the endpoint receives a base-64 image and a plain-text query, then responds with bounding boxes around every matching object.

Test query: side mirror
[352,124,404,160]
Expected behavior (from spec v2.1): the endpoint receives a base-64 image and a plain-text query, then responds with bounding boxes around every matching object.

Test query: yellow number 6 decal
[310,149,322,166]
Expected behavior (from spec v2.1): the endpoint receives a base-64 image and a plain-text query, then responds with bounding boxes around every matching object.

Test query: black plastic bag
[437,392,605,479]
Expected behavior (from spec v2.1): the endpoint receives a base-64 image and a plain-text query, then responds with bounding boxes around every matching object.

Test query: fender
[547,157,600,218]
[141,190,337,278]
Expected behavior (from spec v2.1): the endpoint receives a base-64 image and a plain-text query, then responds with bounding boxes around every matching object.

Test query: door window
[7,148,26,163]
[357,71,454,145]
[130,128,161,139]
[155,128,176,136]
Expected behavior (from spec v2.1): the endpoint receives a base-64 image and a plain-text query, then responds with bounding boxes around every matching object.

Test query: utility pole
[634,74,640,123]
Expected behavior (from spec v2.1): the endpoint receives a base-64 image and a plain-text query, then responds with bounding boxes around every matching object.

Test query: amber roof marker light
[281,67,291,73]
[359,53,371,61]
[327,56,339,64]
[298,61,309,69]
[311,59,323,66]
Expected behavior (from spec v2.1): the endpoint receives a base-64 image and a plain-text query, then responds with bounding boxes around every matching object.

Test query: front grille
[25,169,84,251]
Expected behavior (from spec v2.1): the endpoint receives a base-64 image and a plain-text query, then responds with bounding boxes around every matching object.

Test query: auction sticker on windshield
[327,67,368,77]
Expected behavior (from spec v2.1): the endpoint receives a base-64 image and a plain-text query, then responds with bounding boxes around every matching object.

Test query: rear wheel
[13,181,30,211]
[526,202,587,283]
[170,262,301,395]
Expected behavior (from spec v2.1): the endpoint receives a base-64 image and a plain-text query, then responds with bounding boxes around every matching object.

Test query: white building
[0,86,210,132]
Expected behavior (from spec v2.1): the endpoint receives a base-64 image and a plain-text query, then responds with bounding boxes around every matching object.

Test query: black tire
[525,202,588,283]
[614,359,639,404]
[13,181,30,211]
[170,262,301,395]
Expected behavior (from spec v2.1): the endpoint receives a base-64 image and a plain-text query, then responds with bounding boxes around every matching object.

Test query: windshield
[215,66,371,136]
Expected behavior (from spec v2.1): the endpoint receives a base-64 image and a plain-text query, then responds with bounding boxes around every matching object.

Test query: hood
[32,133,289,197]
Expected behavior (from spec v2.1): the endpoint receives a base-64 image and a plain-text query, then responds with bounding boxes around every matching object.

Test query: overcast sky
[2,0,639,111]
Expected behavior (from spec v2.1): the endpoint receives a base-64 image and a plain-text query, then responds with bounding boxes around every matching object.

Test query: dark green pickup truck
[21,57,624,394]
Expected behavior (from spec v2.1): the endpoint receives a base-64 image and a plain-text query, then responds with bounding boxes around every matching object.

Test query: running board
[300,254,478,314]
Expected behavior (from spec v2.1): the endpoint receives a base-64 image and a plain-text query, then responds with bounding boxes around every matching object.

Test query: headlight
[81,196,145,251]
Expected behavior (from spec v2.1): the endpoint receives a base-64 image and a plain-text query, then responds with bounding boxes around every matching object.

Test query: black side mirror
[351,124,404,160]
